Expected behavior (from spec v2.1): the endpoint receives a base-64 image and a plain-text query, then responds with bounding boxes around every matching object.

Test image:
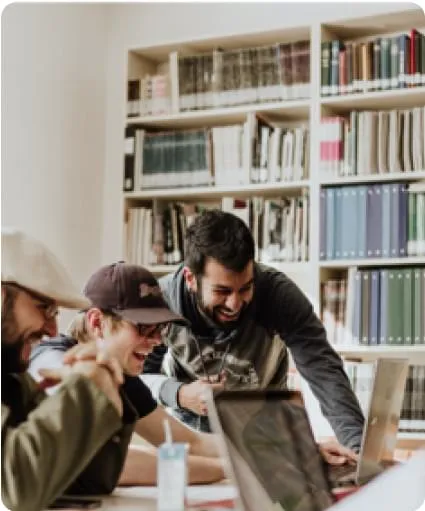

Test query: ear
[183,266,197,293]
[85,308,104,338]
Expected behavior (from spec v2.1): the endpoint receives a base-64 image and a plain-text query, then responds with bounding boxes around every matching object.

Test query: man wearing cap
[1,228,127,511]
[29,262,224,487]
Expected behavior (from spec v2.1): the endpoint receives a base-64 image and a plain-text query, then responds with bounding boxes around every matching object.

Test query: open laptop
[328,358,409,486]
[207,358,409,511]
[207,388,335,511]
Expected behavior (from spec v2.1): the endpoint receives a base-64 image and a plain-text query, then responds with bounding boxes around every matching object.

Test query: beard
[1,310,43,374]
[194,280,249,331]
[1,337,28,374]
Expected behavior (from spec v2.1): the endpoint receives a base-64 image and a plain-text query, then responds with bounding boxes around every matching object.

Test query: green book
[412,268,422,345]
[402,268,413,345]
[407,192,417,256]
[387,269,404,344]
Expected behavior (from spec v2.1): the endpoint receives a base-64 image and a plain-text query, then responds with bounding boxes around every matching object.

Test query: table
[97,484,237,510]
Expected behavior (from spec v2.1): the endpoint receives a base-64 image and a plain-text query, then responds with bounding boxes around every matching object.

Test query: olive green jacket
[1,371,134,511]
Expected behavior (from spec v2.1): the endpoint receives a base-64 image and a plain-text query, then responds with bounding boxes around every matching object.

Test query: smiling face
[86,309,163,376]
[1,284,59,373]
[185,257,255,329]
[104,321,163,376]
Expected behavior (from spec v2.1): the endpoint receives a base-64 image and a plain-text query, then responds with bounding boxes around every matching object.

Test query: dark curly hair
[184,209,255,276]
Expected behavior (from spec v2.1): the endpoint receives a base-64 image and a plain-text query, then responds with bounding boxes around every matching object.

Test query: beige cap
[1,228,90,309]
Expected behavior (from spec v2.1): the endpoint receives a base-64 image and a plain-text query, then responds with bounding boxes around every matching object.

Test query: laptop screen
[210,390,335,511]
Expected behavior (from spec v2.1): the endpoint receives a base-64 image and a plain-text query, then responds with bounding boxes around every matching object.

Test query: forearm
[2,375,121,511]
[118,445,224,486]
[190,431,220,458]
[295,343,364,450]
[140,374,184,409]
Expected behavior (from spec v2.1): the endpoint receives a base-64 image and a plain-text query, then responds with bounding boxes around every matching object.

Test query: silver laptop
[206,358,409,511]
[329,357,409,486]
[207,389,335,511]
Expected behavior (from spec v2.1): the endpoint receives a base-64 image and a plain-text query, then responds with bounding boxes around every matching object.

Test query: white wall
[101,1,419,263]
[2,3,108,325]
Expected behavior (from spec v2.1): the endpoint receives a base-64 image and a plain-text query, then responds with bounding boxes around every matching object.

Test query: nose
[225,292,242,312]
[43,317,59,338]
[146,332,162,346]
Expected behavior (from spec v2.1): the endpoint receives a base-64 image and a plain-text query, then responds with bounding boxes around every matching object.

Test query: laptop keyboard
[328,463,358,485]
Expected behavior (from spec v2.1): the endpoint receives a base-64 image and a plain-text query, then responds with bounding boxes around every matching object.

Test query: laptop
[328,358,409,487]
[206,358,409,511]
[207,388,335,511]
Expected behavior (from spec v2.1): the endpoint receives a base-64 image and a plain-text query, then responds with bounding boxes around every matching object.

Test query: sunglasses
[136,322,172,338]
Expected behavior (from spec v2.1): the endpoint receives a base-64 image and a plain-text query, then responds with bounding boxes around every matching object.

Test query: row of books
[399,365,425,432]
[125,194,309,267]
[320,107,425,178]
[319,183,425,261]
[127,73,170,117]
[178,41,310,110]
[344,361,425,433]
[123,115,309,191]
[222,194,309,263]
[321,266,425,347]
[321,29,425,96]
[126,40,311,117]
[125,202,201,267]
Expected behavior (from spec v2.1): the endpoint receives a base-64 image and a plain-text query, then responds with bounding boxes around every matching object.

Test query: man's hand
[63,341,123,386]
[318,440,358,466]
[178,376,225,415]
[38,341,124,417]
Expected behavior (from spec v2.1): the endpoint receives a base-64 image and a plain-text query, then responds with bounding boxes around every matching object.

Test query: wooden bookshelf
[320,257,425,268]
[124,180,310,201]
[127,99,310,129]
[321,86,425,110]
[121,5,425,445]
[320,170,425,186]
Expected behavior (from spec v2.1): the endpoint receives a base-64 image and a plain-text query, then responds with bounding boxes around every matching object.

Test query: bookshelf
[121,6,425,446]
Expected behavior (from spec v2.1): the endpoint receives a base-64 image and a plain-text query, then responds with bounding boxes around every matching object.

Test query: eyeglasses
[136,322,171,338]
[10,283,59,321]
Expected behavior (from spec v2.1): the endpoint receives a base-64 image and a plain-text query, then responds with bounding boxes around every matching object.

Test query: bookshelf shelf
[397,432,425,441]
[126,99,311,129]
[148,261,311,276]
[320,171,425,186]
[147,265,180,275]
[320,257,425,268]
[124,180,310,201]
[321,87,425,112]
[337,345,425,354]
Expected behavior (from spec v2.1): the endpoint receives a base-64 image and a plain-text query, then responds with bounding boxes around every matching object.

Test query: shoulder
[29,336,77,382]
[255,263,301,298]
[253,263,315,328]
[30,335,77,361]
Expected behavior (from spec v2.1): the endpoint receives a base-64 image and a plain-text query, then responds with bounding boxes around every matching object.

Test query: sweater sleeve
[1,374,122,511]
[142,344,184,409]
[256,266,365,451]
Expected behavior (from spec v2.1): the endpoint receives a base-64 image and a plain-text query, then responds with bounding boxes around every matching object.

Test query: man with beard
[142,209,365,455]
[1,228,126,511]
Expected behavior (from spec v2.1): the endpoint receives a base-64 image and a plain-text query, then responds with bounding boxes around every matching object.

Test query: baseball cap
[83,262,188,326]
[1,227,90,309]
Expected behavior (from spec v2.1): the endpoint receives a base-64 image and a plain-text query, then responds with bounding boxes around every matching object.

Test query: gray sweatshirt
[141,263,364,450]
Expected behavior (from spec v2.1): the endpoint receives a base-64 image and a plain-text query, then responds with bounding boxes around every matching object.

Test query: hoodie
[142,263,364,450]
